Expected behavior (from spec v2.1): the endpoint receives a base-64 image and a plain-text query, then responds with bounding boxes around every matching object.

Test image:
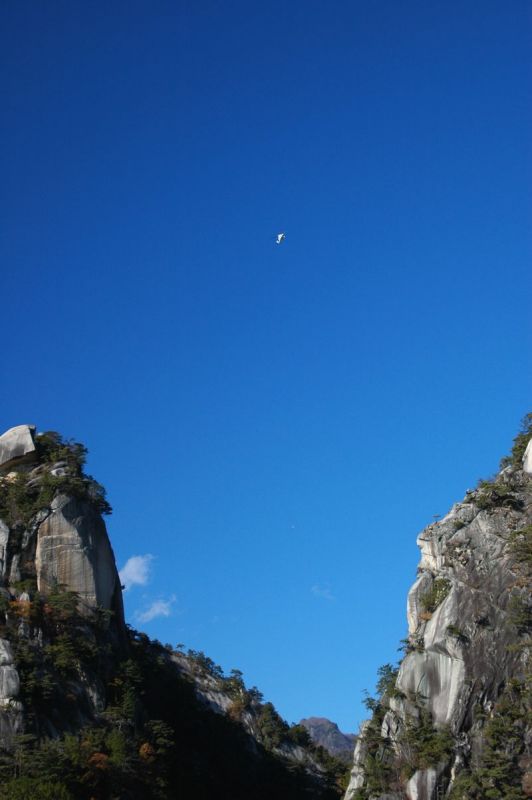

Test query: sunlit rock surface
[0,425,37,471]
[344,448,531,799]
[406,767,442,800]
[344,722,372,800]
[524,438,532,474]
[36,494,122,613]
[0,425,125,745]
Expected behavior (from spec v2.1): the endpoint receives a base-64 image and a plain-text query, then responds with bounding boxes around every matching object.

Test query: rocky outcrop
[0,638,23,740]
[0,429,123,622]
[524,439,532,474]
[0,425,125,745]
[345,432,531,800]
[301,717,357,762]
[0,425,346,798]
[0,425,37,472]
[35,494,123,614]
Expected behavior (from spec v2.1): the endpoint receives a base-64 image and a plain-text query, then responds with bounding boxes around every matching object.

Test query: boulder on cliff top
[0,425,37,471]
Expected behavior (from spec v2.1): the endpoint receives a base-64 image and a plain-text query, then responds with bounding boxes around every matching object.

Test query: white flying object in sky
[276,232,286,244]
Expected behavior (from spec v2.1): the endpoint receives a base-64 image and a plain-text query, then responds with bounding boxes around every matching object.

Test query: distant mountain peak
[300,717,356,763]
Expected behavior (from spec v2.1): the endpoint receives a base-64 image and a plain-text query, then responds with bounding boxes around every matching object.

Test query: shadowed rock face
[0,638,23,742]
[345,453,531,800]
[300,717,356,762]
[170,654,334,782]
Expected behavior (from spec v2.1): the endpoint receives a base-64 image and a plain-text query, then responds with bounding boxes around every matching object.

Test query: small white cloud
[136,595,177,624]
[119,554,153,590]
[311,584,335,601]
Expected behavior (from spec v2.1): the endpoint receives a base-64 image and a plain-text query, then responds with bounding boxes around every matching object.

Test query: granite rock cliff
[345,419,532,800]
[0,425,346,799]
[0,425,125,742]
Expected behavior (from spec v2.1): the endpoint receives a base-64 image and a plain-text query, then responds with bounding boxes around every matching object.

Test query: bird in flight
[276,232,286,244]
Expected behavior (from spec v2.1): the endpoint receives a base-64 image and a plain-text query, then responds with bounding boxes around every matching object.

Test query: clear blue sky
[1,1,530,732]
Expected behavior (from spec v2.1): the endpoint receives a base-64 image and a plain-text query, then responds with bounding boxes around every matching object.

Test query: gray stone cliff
[345,431,531,800]
[0,424,125,743]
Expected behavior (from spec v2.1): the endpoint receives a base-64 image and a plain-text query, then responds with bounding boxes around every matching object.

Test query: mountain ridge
[0,424,347,799]
[1,419,530,799]
[301,717,356,762]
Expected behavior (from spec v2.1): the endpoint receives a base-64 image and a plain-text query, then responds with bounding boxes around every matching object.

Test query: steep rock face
[0,425,125,744]
[35,494,122,612]
[524,439,532,474]
[0,638,22,742]
[0,426,123,621]
[345,435,531,800]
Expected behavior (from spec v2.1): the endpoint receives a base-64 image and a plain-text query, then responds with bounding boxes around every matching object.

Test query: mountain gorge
[0,420,530,799]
